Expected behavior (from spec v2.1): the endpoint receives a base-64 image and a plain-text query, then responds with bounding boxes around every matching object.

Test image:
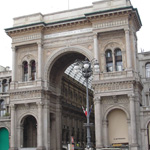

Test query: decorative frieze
[93,19,128,29]
[10,90,42,100]
[13,33,42,43]
[93,81,133,93]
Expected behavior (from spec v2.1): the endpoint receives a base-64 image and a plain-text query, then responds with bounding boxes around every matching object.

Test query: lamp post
[74,58,99,149]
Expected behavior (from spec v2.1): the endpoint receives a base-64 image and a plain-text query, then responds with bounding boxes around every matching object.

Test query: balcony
[93,70,141,82]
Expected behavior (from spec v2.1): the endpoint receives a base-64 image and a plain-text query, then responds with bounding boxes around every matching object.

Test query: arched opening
[0,127,9,150]
[0,99,6,117]
[107,109,128,147]
[146,63,150,78]
[22,115,37,148]
[2,79,8,93]
[22,61,28,81]
[48,50,95,149]
[115,48,122,71]
[147,122,150,149]
[30,60,36,80]
[105,49,113,72]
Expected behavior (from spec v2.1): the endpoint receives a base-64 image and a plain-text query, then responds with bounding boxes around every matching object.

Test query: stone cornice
[5,6,142,37]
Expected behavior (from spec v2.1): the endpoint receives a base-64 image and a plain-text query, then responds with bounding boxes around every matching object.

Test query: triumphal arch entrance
[5,0,143,150]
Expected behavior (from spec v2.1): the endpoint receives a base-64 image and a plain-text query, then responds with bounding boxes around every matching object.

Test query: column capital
[10,104,16,110]
[124,27,130,32]
[11,46,16,52]
[94,96,101,104]
[37,41,43,47]
[93,32,98,38]
[36,102,44,107]
[128,94,135,99]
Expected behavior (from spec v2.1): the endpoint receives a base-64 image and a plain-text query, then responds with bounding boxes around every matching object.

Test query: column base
[9,148,18,150]
[130,143,139,150]
[85,148,94,150]
[36,146,46,150]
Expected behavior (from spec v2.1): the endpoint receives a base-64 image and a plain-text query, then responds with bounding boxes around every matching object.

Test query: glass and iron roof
[65,63,93,89]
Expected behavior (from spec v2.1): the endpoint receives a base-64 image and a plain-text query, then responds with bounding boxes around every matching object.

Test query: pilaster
[9,104,18,150]
[128,94,139,150]
[125,28,132,69]
[93,33,99,62]
[94,96,103,149]
[37,102,46,150]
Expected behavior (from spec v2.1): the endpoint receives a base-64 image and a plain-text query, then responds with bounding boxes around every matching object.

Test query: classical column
[37,102,45,150]
[10,104,17,150]
[56,98,62,150]
[12,46,16,82]
[93,33,99,62]
[129,94,138,148]
[103,120,108,148]
[125,28,132,69]
[94,96,103,149]
[112,52,115,71]
[38,42,43,80]
[43,101,50,150]
[130,30,137,71]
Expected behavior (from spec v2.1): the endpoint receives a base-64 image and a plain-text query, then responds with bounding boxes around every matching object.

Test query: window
[23,61,28,81]
[115,48,122,71]
[106,50,113,72]
[2,79,8,93]
[0,100,6,117]
[30,60,36,80]
[146,63,150,78]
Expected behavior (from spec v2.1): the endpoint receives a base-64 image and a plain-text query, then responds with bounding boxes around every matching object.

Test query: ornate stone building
[1,0,150,150]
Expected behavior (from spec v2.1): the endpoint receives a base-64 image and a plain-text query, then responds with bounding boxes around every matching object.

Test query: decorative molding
[93,19,128,30]
[13,33,42,43]
[10,90,42,100]
[93,81,133,93]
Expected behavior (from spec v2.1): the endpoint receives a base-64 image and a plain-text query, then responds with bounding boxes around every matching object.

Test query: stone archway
[44,46,94,89]
[44,47,95,150]
[21,115,37,148]
[0,127,9,150]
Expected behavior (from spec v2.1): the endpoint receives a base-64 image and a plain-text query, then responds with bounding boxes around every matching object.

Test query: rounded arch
[44,46,94,84]
[0,126,10,134]
[103,41,125,53]
[0,127,9,150]
[18,112,38,126]
[20,54,37,65]
[103,105,130,121]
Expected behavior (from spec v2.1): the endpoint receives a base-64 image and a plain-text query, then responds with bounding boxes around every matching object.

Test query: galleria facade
[1,0,150,150]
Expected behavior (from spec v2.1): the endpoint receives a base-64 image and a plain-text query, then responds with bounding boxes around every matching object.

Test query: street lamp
[74,58,100,149]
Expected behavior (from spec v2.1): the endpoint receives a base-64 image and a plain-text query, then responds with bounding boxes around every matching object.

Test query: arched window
[106,50,113,72]
[0,100,6,117]
[115,48,122,71]
[146,63,150,78]
[30,60,36,80]
[23,61,28,81]
[2,79,8,93]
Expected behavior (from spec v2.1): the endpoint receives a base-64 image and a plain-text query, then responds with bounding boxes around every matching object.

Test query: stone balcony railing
[94,70,141,82]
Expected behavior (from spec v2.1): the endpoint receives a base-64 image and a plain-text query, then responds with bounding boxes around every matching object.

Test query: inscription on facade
[44,28,93,39]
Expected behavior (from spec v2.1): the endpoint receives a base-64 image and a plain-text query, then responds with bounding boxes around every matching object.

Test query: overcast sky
[0,0,149,68]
